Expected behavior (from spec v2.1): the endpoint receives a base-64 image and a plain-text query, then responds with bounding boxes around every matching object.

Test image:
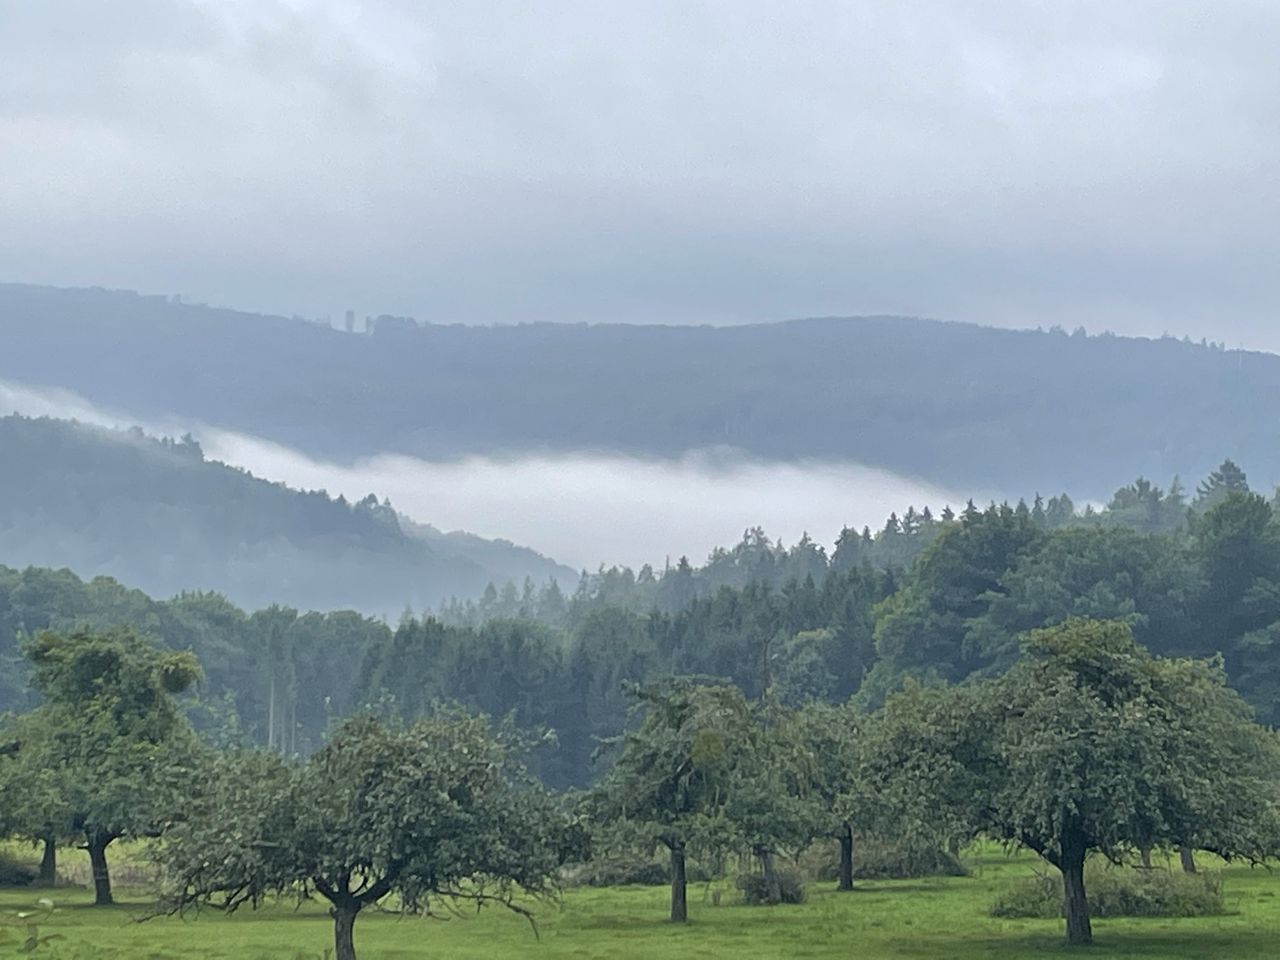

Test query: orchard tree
[22,628,203,905]
[592,681,752,922]
[0,714,74,885]
[785,701,870,891]
[861,681,992,861]
[159,713,573,960]
[988,619,1280,944]
[883,619,1280,945]
[724,699,820,903]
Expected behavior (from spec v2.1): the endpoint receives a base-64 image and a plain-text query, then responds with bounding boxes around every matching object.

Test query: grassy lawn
[2,847,1279,958]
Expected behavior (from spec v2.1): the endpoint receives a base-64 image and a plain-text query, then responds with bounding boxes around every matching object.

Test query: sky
[2,1,1279,347]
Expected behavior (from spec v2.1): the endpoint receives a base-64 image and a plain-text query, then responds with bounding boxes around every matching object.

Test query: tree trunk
[1139,845,1153,869]
[838,823,854,892]
[37,836,56,887]
[332,903,359,960]
[756,846,782,904]
[669,842,688,923]
[87,834,113,906]
[1060,840,1091,946]
[267,669,276,752]
[1179,846,1197,873]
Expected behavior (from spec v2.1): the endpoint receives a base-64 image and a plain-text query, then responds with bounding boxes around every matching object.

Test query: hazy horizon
[4,2,1280,349]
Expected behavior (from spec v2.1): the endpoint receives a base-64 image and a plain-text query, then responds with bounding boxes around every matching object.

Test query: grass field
[3,847,1280,959]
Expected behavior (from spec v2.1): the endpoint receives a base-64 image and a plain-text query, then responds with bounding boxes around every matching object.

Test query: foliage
[0,853,37,888]
[561,855,713,888]
[562,858,670,888]
[737,869,806,905]
[591,682,752,848]
[12,628,205,906]
[590,681,755,921]
[873,619,1280,944]
[862,502,1045,704]
[992,865,1224,919]
[158,714,572,960]
[724,700,824,883]
[836,836,967,881]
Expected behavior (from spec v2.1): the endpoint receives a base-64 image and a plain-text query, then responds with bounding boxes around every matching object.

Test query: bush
[992,865,1224,919]
[564,857,668,887]
[0,854,36,888]
[737,870,807,905]
[563,855,712,888]
[809,835,967,881]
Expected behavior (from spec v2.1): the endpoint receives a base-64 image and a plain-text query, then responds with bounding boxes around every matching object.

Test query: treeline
[439,475,1200,629]
[4,458,1279,790]
[0,568,386,753]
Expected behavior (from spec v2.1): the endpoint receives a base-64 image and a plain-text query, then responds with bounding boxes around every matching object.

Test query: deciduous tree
[159,713,571,960]
[591,681,751,922]
[20,628,202,905]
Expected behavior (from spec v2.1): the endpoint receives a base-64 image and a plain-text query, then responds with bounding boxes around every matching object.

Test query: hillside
[0,415,574,615]
[1,283,1277,497]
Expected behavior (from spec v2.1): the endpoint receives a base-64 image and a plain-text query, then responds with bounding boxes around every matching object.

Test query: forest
[0,454,1274,777]
[3,283,1280,498]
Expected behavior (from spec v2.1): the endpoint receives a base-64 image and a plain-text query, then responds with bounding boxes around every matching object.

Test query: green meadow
[4,848,1280,959]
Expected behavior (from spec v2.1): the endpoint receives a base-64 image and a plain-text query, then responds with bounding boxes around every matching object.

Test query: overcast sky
[3,1,1278,347]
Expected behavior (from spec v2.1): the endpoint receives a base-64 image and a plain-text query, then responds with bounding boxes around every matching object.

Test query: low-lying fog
[2,379,969,570]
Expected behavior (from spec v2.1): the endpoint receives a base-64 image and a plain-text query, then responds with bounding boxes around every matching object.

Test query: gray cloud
[2,1,1278,345]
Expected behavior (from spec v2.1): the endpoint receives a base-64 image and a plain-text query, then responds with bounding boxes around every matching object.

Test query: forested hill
[0,415,574,615]
[3,465,1279,791]
[3,283,1278,497]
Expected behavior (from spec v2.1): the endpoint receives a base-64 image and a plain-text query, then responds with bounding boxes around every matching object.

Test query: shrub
[992,865,1224,919]
[563,855,712,888]
[809,836,967,881]
[737,870,807,905]
[563,857,667,887]
[0,854,36,888]
[853,837,967,880]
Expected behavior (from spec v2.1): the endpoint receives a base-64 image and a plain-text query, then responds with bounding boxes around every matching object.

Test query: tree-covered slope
[2,283,1277,497]
[0,415,573,615]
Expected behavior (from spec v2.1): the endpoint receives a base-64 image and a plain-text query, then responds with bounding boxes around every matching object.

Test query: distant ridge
[3,282,1277,497]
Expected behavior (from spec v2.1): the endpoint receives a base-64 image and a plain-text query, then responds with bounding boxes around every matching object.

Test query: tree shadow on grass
[905,928,1280,958]
[837,883,954,897]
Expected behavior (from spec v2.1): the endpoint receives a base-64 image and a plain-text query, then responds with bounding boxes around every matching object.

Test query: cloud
[202,434,967,570]
[2,2,1278,345]
[1,379,967,570]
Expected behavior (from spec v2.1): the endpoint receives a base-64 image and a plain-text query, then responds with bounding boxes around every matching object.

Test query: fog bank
[204,435,967,571]
[2,379,968,570]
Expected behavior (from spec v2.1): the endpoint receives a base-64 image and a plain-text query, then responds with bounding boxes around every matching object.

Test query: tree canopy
[11,628,204,904]
[159,714,573,960]
[874,619,1280,944]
